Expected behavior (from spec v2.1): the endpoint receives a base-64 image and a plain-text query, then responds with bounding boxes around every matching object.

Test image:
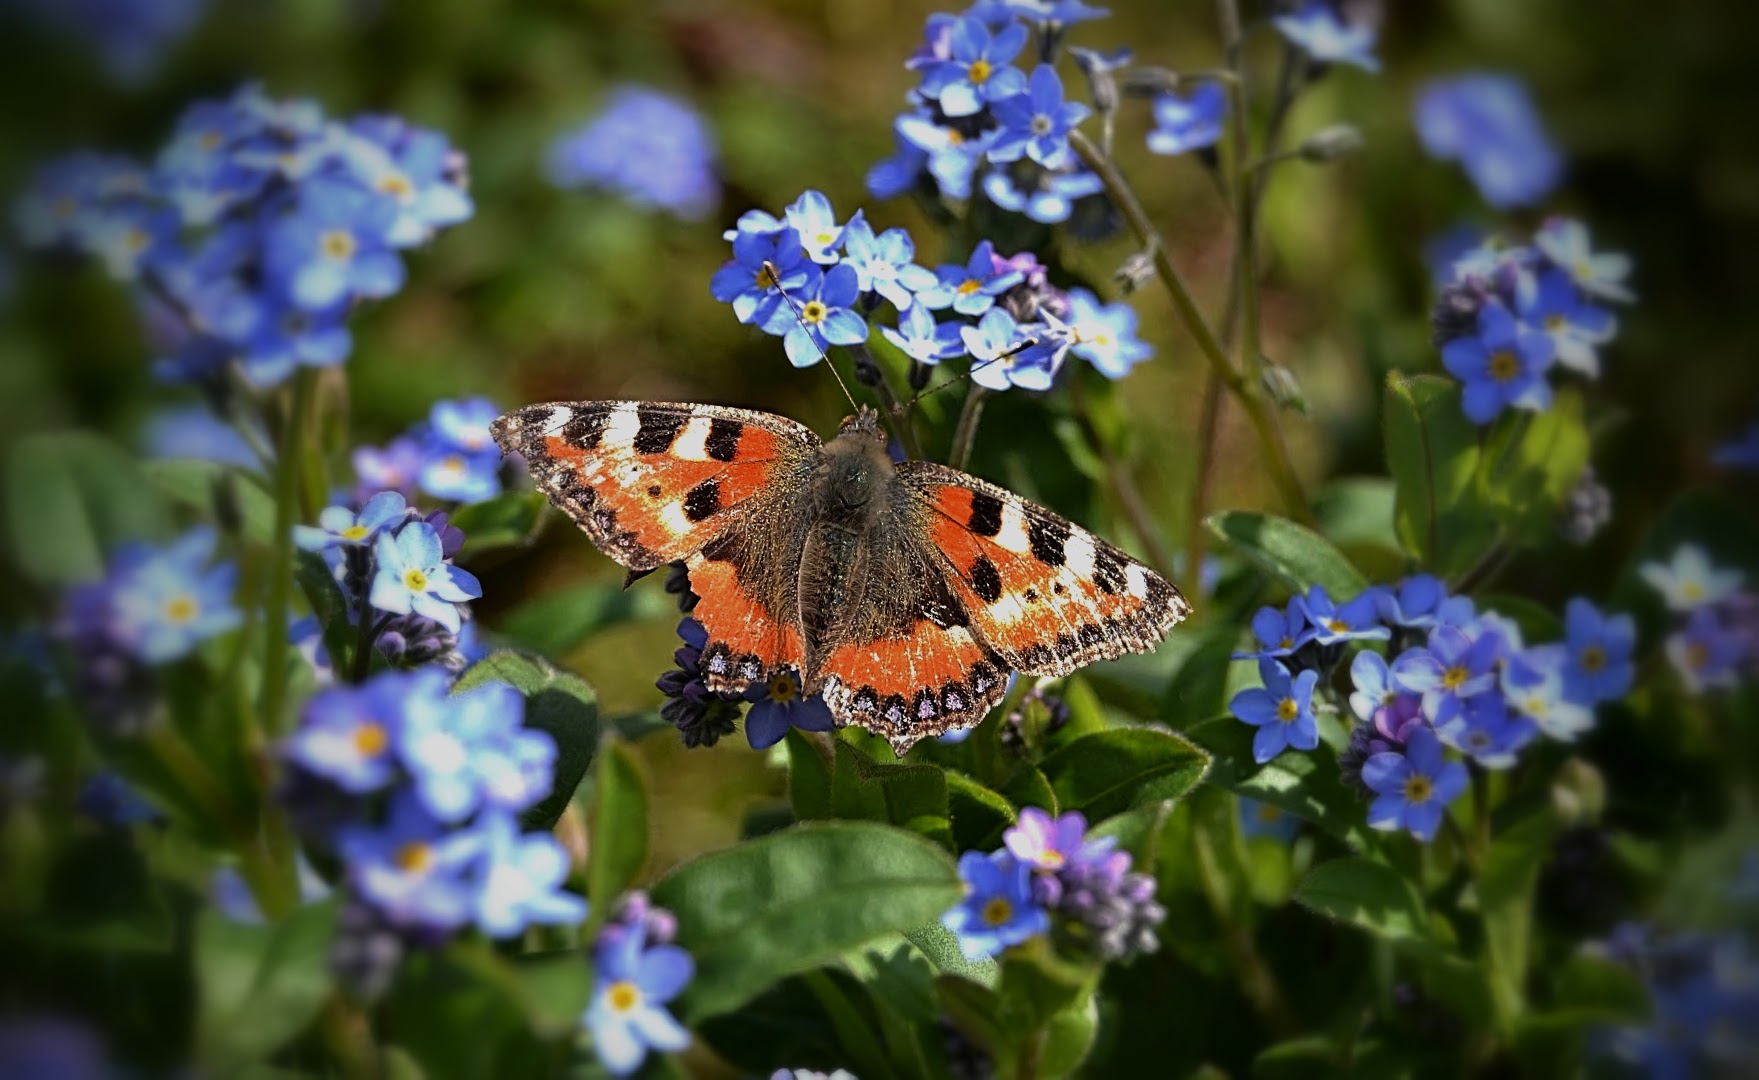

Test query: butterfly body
[493,400,1190,753]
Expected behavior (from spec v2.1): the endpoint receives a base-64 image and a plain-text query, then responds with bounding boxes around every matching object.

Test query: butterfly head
[835,405,887,444]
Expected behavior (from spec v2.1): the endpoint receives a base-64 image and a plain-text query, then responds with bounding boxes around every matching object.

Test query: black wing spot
[705,417,744,462]
[683,478,722,522]
[969,556,1004,604]
[646,484,663,498]
[967,492,1004,537]
[563,404,613,450]
[1093,550,1126,596]
[1027,516,1070,567]
[1077,623,1104,647]
[1024,588,1039,603]
[1053,582,1066,595]
[633,405,687,454]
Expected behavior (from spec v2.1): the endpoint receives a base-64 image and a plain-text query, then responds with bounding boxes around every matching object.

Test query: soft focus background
[3,0,1758,1075]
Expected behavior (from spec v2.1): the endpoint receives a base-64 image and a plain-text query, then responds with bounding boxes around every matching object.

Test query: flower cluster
[352,397,508,505]
[584,891,694,1076]
[53,526,241,733]
[1272,2,1381,73]
[655,618,835,751]
[943,807,1164,963]
[12,83,472,390]
[548,85,720,221]
[1591,923,1759,1077]
[1231,576,1635,841]
[1415,73,1562,210]
[711,189,1151,388]
[1430,217,1632,424]
[295,490,483,673]
[282,668,583,959]
[1639,544,1756,694]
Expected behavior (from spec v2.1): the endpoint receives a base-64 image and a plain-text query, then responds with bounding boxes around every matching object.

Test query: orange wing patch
[815,621,1008,753]
[492,401,814,572]
[907,463,1190,676]
[687,550,804,694]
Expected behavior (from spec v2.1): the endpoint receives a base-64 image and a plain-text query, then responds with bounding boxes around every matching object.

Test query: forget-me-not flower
[918,16,1030,118]
[1639,544,1744,612]
[1229,659,1320,764]
[1061,287,1152,379]
[474,810,588,938]
[369,521,481,633]
[1273,2,1380,72]
[106,526,243,664]
[1392,624,1501,725]
[337,794,484,932]
[264,177,405,310]
[839,218,937,310]
[742,668,835,751]
[1363,727,1467,842]
[1534,217,1634,304]
[785,190,860,265]
[1295,585,1391,647]
[1435,690,1536,769]
[1414,74,1561,210]
[880,302,967,365]
[963,308,1055,391]
[1518,269,1616,378]
[771,263,869,369]
[295,490,409,552]
[942,851,1049,959]
[989,65,1091,169]
[982,166,1104,225]
[1561,598,1636,705]
[917,240,1025,316]
[1441,300,1556,424]
[1501,646,1595,741]
[584,924,693,1075]
[1234,598,1308,661]
[288,670,421,793]
[710,226,822,330]
[1667,608,1745,694]
[1147,84,1226,156]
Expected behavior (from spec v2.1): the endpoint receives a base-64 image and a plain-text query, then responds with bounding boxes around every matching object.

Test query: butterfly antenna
[904,335,1042,409]
[764,259,861,415]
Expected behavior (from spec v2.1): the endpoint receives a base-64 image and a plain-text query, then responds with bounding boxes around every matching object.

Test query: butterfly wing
[896,461,1191,676]
[495,400,818,693]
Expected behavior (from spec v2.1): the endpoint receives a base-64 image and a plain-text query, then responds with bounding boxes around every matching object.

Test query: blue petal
[1229,688,1278,727]
[783,326,822,368]
[820,308,869,347]
[1251,723,1288,764]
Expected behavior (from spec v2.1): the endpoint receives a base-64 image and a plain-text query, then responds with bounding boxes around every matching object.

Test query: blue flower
[1228,659,1320,764]
[1004,806,1097,871]
[1373,574,1476,631]
[1238,798,1302,843]
[962,308,1056,391]
[1714,423,1759,471]
[1533,217,1635,304]
[982,166,1103,224]
[419,397,503,502]
[1348,649,1409,724]
[1414,74,1562,210]
[771,263,868,368]
[942,851,1049,959]
[917,240,1025,316]
[547,86,719,221]
[12,152,148,252]
[1639,544,1745,612]
[866,132,931,201]
[897,110,994,200]
[295,490,409,552]
[1501,646,1595,742]
[1147,84,1226,156]
[584,924,694,1076]
[105,526,242,664]
[1294,585,1390,647]
[1436,689,1537,768]
[1059,287,1152,379]
[1233,598,1308,660]
[1561,598,1635,705]
[288,670,425,793]
[990,65,1090,169]
[1391,625,1501,725]
[474,810,587,938]
[839,218,937,310]
[343,115,474,246]
[918,16,1030,118]
[353,436,425,500]
[338,794,484,932]
[398,678,553,821]
[264,178,405,311]
[369,521,481,633]
[785,190,861,265]
[741,668,834,751]
[1517,268,1616,378]
[710,226,822,330]
[1363,727,1467,841]
[1005,0,1110,26]
[239,296,354,387]
[1441,300,1556,425]
[1272,2,1379,72]
[1667,607,1746,695]
[77,770,159,825]
[880,302,968,365]
[84,200,180,282]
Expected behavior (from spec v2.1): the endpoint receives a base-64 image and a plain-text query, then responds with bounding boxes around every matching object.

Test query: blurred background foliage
[2,0,1756,974]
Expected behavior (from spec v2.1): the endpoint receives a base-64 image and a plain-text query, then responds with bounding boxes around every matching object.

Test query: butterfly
[492,400,1190,753]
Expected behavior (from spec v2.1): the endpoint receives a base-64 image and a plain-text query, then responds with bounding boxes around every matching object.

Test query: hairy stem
[260,368,317,739]
[948,386,989,471]
[1184,371,1224,589]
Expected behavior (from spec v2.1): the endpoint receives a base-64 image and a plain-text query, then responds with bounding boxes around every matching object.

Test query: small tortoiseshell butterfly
[492,401,1190,753]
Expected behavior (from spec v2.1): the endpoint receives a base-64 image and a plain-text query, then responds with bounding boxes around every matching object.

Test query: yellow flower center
[981,896,1013,926]
[1276,697,1299,723]
[969,59,993,84]
[755,263,779,289]
[947,129,966,146]
[341,524,370,541]
[1579,645,1606,673]
[123,228,151,253]
[768,672,800,703]
[1441,666,1469,691]
[353,721,388,757]
[395,842,432,873]
[1686,641,1710,671]
[607,981,641,1013]
[801,300,827,324]
[1278,636,1293,650]
[1255,804,1283,824]
[1030,114,1053,135]
[377,173,414,200]
[439,455,466,476]
[321,228,357,261]
[52,196,77,220]
[1403,775,1433,803]
[956,278,983,295]
[403,568,429,592]
[197,131,224,152]
[163,594,199,624]
[1524,696,1547,717]
[1682,582,1705,603]
[1040,849,1065,870]
[1326,619,1349,634]
[1545,314,1566,332]
[1488,350,1520,381]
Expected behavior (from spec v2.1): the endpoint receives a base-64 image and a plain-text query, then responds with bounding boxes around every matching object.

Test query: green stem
[1070,385,1176,577]
[948,386,989,471]
[260,368,317,738]
[1471,766,1491,864]
[1191,812,1301,1037]
[1184,369,1223,602]
[1069,130,1312,524]
[1219,0,1263,395]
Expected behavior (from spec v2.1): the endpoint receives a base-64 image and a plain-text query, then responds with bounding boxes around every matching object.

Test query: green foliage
[1206,510,1368,597]
[1294,857,1431,943]
[1036,727,1210,820]
[1384,373,1494,576]
[1190,718,1378,852]
[195,902,337,1072]
[585,736,649,921]
[5,431,171,586]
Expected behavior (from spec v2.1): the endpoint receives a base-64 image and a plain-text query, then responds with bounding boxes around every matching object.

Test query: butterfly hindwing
[686,528,808,696]
[898,461,1191,676]
[491,400,819,572]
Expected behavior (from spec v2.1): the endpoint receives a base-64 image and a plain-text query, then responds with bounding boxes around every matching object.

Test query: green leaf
[1294,857,1430,943]
[1188,718,1377,851]
[1478,810,1560,1033]
[145,459,276,545]
[1156,623,1241,730]
[195,901,336,1072]
[1313,476,1404,582]
[829,737,951,846]
[1383,373,1494,575]
[5,431,171,586]
[935,975,1005,1058]
[945,771,1015,851]
[995,936,1094,1036]
[650,821,963,1021]
[1088,800,1176,873]
[496,580,673,657]
[295,549,356,675]
[904,921,999,988]
[1205,510,1368,598]
[40,829,172,952]
[1478,388,1590,544]
[455,651,600,830]
[586,737,649,915]
[1037,728,1209,821]
[451,490,549,554]
[784,728,833,820]
[1000,763,1057,814]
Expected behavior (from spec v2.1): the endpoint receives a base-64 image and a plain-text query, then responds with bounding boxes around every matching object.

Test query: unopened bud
[1071,46,1131,117]
[1551,757,1606,825]
[1114,251,1156,294]
[1298,124,1365,163]
[1261,361,1308,414]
